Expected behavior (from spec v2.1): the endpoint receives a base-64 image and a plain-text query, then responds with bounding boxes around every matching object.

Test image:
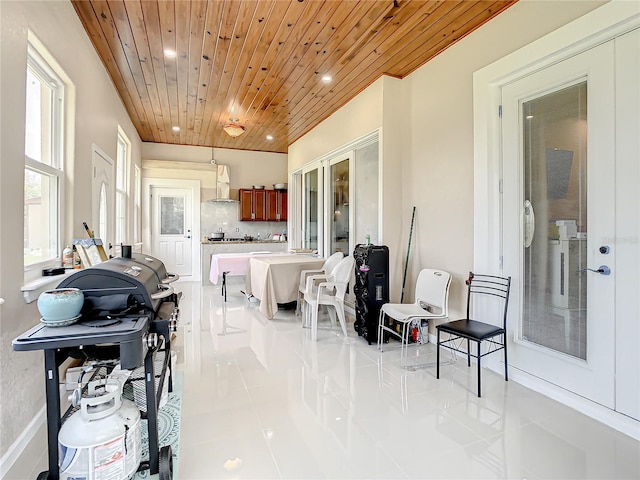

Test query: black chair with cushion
[436,272,511,397]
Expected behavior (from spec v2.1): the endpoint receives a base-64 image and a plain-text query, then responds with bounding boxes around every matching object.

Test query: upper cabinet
[239,188,266,221]
[266,190,287,222]
[240,188,286,221]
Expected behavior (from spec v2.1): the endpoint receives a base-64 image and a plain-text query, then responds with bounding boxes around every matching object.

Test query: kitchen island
[201,240,288,285]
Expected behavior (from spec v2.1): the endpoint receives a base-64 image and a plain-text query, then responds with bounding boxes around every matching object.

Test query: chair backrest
[323,252,344,274]
[465,272,511,329]
[329,255,355,302]
[415,269,452,317]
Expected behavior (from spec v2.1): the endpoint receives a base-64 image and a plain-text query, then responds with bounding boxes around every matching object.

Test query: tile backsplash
[201,201,286,239]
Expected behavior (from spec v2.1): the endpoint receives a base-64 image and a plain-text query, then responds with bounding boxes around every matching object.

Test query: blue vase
[37,288,84,322]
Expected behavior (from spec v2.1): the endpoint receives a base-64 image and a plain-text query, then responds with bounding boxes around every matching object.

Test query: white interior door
[151,186,193,276]
[502,41,616,408]
[92,147,114,246]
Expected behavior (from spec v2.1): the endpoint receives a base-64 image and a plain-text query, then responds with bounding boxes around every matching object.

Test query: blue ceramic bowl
[37,288,84,322]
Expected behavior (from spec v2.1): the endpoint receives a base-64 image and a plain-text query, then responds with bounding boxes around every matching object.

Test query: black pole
[401,206,416,303]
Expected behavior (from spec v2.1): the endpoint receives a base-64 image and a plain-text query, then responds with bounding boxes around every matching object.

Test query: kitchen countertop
[201,239,287,244]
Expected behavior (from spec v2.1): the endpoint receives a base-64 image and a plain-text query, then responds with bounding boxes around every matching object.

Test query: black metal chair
[436,272,511,397]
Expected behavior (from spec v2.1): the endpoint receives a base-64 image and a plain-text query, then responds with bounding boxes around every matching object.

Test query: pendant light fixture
[223,118,246,137]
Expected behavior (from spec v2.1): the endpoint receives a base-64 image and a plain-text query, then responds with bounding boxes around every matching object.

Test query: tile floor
[6,280,640,479]
[174,281,639,480]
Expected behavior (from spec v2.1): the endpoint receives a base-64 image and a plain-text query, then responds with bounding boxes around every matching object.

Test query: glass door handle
[523,200,535,248]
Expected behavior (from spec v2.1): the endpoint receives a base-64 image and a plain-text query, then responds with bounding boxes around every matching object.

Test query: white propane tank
[58,378,141,480]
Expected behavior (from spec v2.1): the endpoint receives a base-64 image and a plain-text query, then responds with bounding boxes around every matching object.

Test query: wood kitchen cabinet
[239,188,266,221]
[266,190,287,221]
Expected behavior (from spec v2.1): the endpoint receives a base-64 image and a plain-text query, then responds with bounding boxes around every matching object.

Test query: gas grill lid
[57,255,173,314]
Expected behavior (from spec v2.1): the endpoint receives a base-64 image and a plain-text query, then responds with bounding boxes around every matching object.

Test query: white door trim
[142,178,201,281]
[473,1,639,438]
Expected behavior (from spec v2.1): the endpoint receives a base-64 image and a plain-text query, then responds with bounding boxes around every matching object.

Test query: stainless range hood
[209,163,237,202]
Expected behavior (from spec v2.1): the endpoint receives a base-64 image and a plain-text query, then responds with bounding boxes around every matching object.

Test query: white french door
[150,186,194,277]
[501,42,616,408]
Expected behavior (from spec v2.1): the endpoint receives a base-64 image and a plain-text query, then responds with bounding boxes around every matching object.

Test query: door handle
[582,265,611,275]
[523,200,535,248]
[185,235,191,239]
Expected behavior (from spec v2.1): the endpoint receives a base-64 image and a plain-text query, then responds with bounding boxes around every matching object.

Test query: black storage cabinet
[353,244,389,344]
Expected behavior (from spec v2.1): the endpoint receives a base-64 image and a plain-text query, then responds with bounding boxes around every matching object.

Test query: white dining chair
[296,252,343,316]
[378,268,451,369]
[303,255,355,341]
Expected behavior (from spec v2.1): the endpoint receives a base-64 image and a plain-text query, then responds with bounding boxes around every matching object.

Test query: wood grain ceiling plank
[183,0,208,146]
[195,0,244,146]
[199,0,262,147]
[71,1,153,141]
[91,0,163,141]
[233,0,337,151]
[73,0,518,152]
[157,0,181,143]
[242,0,343,141]
[212,0,291,151]
[247,1,390,147]
[237,1,309,126]
[207,1,279,151]
[286,0,461,141]
[380,0,516,77]
[284,0,443,140]
[173,0,191,145]
[109,0,166,143]
[139,1,174,144]
[187,0,225,145]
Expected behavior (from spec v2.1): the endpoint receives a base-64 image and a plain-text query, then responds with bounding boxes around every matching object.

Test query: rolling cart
[12,314,174,480]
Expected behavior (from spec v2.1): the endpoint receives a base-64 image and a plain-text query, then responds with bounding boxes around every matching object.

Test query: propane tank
[58,378,141,480]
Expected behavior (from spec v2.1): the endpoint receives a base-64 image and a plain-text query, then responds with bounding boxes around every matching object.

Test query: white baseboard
[0,406,45,479]
[427,332,640,440]
[508,367,640,441]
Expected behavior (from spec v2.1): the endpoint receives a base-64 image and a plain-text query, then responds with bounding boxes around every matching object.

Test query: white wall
[142,143,288,197]
[0,0,141,464]
[288,0,606,320]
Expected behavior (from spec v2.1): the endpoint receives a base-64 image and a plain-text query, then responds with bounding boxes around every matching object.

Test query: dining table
[246,254,325,319]
[210,251,288,300]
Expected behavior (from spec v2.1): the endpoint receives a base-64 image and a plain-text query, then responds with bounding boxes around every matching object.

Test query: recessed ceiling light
[321,75,332,83]
[172,126,180,132]
[164,49,177,58]
[266,135,274,141]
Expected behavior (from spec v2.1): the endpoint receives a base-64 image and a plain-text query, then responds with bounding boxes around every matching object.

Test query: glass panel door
[329,159,349,255]
[303,169,319,251]
[502,41,615,408]
[522,82,588,359]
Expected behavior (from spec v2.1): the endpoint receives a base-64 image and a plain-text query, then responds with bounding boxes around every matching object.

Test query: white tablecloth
[209,252,285,284]
[246,255,324,319]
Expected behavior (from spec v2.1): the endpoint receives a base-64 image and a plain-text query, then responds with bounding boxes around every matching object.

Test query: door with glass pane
[328,158,350,255]
[303,168,320,252]
[151,186,193,276]
[502,42,615,407]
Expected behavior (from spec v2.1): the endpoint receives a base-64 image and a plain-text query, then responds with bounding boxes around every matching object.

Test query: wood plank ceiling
[72,0,517,154]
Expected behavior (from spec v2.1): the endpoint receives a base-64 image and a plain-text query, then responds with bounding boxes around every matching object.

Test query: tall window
[133,165,141,244]
[24,43,65,278]
[115,128,130,245]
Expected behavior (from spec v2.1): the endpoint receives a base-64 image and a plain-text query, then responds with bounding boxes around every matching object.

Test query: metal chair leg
[436,329,441,379]
[477,340,482,398]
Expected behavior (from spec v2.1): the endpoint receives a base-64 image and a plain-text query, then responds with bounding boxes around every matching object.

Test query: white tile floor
[173,281,640,480]
[6,280,640,479]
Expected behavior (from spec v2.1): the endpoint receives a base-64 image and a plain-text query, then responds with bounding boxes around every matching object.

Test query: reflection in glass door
[303,169,318,251]
[522,82,587,359]
[329,159,350,255]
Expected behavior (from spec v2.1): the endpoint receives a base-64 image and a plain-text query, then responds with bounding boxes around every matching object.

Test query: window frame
[24,41,66,283]
[115,128,130,245]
